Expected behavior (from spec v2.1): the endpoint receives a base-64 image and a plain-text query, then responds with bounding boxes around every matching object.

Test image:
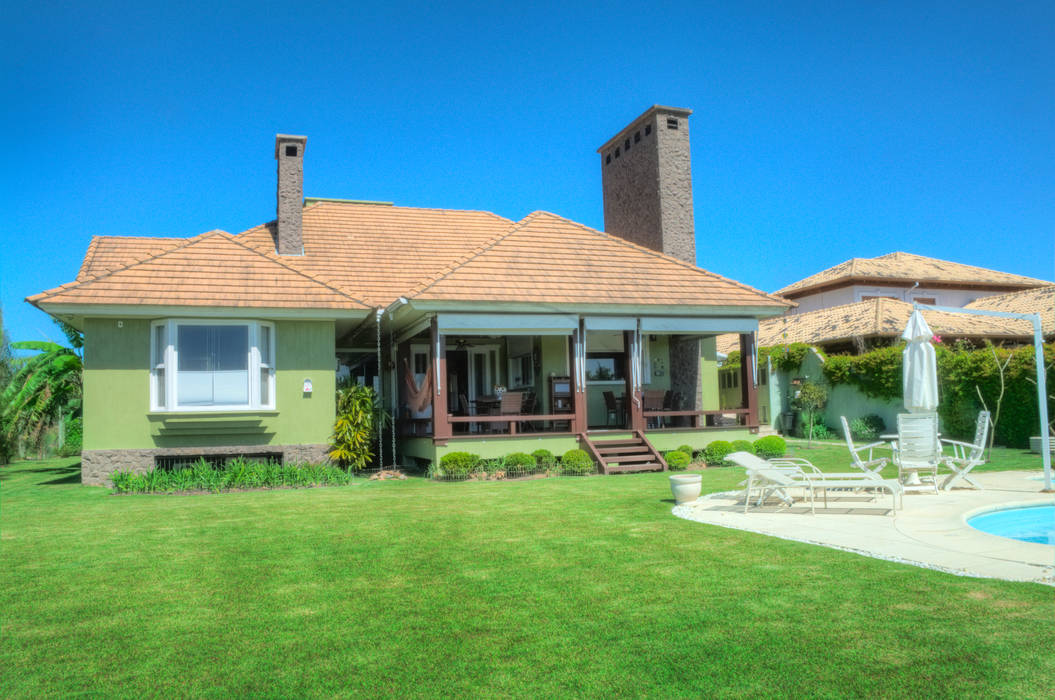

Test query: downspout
[374,308,384,469]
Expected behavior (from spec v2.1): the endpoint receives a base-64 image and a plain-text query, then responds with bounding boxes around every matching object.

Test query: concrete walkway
[672,470,1054,585]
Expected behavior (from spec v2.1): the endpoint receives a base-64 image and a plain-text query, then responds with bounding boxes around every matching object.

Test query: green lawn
[2,449,1052,698]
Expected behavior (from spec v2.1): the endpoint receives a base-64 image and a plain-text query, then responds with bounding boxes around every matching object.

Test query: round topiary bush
[665,450,691,470]
[753,435,787,459]
[504,452,535,472]
[560,449,595,475]
[532,449,556,470]
[703,440,735,466]
[730,439,754,454]
[439,451,480,478]
[676,444,695,458]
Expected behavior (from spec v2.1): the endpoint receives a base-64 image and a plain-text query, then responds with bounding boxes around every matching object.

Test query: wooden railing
[641,408,752,429]
[447,413,573,436]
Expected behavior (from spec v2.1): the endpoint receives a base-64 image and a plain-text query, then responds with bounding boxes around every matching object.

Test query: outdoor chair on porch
[519,391,538,432]
[603,391,621,426]
[643,390,665,428]
[457,393,473,434]
[496,391,523,433]
[940,410,989,491]
[839,415,888,477]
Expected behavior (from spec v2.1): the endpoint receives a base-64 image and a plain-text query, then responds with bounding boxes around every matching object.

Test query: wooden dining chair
[498,392,523,433]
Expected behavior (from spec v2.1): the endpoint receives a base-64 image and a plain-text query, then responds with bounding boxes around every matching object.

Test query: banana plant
[329,381,390,470]
[1,340,83,455]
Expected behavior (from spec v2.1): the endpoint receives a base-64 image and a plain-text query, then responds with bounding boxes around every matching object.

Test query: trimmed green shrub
[504,452,536,472]
[532,449,556,469]
[752,435,786,459]
[665,450,691,470]
[560,449,595,475]
[703,440,735,466]
[808,423,834,440]
[439,451,480,478]
[730,439,753,454]
[849,415,885,441]
[480,456,506,474]
[676,444,695,458]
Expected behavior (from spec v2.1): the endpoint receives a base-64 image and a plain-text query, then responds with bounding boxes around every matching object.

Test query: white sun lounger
[728,451,903,516]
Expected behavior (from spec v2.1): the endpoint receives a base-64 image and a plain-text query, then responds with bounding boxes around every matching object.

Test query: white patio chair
[940,410,989,491]
[839,416,889,477]
[729,452,901,516]
[892,413,941,493]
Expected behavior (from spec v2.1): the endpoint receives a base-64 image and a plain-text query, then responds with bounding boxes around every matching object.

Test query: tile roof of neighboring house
[774,251,1051,298]
[715,297,1037,355]
[406,211,790,308]
[965,286,1055,336]
[30,231,369,310]
[236,201,515,306]
[78,235,186,280]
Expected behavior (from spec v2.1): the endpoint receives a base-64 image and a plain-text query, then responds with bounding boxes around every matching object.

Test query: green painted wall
[700,336,719,409]
[646,429,754,453]
[83,318,335,450]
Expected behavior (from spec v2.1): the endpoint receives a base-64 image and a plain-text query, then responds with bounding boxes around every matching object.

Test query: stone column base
[81,444,331,487]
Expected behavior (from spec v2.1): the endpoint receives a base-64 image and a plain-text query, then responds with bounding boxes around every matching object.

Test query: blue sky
[2,1,1052,343]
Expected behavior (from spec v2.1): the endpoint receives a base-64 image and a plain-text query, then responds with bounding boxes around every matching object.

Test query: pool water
[967,505,1055,545]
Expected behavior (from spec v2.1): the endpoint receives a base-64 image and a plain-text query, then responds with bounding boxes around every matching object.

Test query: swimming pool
[967,504,1055,545]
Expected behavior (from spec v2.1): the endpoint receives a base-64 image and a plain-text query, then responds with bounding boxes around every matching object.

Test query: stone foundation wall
[81,443,331,486]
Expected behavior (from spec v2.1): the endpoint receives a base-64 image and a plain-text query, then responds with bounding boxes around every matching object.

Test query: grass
[1,449,1052,698]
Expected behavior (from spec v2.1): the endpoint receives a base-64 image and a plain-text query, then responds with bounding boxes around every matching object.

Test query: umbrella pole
[1031,313,1052,492]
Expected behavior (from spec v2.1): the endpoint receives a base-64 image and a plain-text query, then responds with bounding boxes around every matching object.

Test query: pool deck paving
[672,470,1055,585]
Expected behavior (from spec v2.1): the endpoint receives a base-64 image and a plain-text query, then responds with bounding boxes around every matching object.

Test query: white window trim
[150,319,276,412]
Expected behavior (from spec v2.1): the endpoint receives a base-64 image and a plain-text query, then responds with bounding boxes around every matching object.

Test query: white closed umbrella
[902,310,939,413]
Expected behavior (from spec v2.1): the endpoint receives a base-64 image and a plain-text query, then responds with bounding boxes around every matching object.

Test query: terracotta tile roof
[775,251,1051,297]
[236,201,514,306]
[407,211,790,308]
[30,231,369,310]
[716,297,1038,354]
[77,235,186,280]
[966,286,1055,336]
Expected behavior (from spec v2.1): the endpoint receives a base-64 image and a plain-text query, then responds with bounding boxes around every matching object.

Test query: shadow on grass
[42,465,82,485]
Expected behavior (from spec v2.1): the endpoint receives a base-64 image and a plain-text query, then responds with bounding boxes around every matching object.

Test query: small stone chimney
[597,106,695,264]
[274,134,307,255]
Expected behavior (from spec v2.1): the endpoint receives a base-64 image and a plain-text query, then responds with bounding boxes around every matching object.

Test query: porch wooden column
[625,330,645,432]
[570,328,586,434]
[739,333,759,428]
[395,339,410,436]
[431,318,452,442]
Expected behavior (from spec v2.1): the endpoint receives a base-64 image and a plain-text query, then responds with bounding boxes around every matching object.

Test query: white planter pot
[669,474,702,505]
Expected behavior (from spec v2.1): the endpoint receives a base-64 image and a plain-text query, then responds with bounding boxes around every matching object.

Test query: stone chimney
[597,106,695,264]
[274,134,307,255]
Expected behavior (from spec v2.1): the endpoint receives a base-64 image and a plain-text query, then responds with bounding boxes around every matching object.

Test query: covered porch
[381,311,763,467]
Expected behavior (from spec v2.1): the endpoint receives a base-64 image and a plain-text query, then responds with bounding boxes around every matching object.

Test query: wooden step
[590,438,643,448]
[605,463,664,473]
[603,453,659,464]
[596,445,649,455]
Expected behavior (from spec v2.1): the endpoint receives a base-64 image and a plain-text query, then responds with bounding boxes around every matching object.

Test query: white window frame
[150,319,276,412]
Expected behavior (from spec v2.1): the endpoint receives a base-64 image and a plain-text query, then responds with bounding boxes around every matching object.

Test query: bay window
[151,320,275,411]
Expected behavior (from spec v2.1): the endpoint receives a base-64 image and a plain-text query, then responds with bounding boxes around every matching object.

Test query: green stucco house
[29,107,790,485]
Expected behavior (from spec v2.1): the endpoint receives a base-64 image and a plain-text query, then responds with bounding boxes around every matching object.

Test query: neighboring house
[715,246,1053,429]
[775,251,1050,315]
[29,107,791,485]
[718,253,1053,356]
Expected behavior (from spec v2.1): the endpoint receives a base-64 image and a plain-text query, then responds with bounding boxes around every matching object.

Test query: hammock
[403,358,433,413]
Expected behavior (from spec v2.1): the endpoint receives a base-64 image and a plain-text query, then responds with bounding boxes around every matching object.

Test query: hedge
[759,340,1055,449]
